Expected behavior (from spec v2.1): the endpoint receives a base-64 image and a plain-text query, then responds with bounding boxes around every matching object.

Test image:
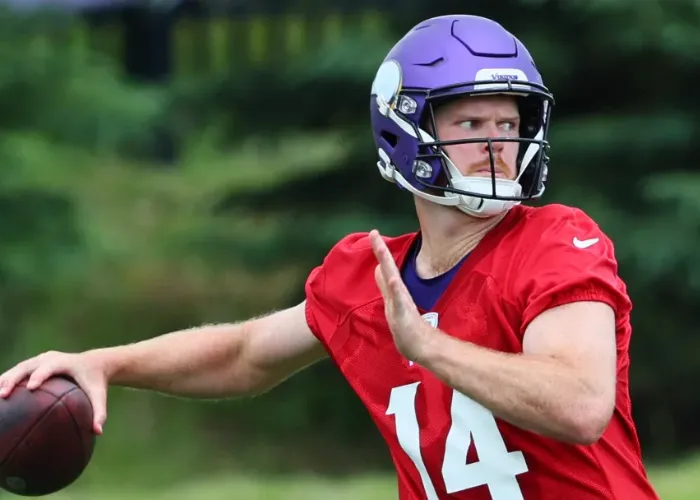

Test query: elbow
[568,420,607,446]
[220,364,270,399]
[226,360,289,398]
[565,399,615,445]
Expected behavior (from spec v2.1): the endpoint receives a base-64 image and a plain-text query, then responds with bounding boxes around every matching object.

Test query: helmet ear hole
[515,94,549,197]
[380,131,399,149]
[516,95,544,138]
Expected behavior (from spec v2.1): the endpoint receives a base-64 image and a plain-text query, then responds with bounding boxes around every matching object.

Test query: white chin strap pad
[451,176,522,218]
[440,151,523,218]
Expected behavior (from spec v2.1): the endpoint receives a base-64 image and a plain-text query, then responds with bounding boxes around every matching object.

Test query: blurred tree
[194,0,700,461]
[0,0,699,477]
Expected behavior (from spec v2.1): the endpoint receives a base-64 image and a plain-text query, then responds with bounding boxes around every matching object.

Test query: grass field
[48,455,700,499]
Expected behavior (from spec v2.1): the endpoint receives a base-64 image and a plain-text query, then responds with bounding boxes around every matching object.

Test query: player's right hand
[0,351,108,435]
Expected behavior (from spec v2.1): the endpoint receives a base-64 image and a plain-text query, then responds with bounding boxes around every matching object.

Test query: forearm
[90,323,251,399]
[417,330,605,444]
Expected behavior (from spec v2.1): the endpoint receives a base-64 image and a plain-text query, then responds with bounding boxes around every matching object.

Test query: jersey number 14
[387,382,528,499]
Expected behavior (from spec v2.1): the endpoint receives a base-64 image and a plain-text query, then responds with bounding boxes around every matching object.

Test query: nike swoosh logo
[573,237,599,249]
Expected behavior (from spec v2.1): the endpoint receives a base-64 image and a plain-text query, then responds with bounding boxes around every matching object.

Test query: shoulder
[509,204,615,260]
[507,205,630,328]
[318,231,415,272]
[304,231,416,338]
[519,203,607,237]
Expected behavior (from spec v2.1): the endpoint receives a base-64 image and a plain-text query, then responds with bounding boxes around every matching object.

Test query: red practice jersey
[305,204,659,500]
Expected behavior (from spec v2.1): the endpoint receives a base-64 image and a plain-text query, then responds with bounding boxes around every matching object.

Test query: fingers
[370,229,401,284]
[0,352,108,436]
[371,230,414,316]
[372,233,401,308]
[388,276,409,315]
[0,357,40,398]
[26,362,65,390]
[374,264,389,298]
[75,374,108,435]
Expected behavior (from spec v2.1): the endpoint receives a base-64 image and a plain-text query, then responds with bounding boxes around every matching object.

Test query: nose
[480,131,504,153]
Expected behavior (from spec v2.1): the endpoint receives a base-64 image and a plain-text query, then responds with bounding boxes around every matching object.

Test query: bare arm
[417,301,617,444]
[97,301,327,399]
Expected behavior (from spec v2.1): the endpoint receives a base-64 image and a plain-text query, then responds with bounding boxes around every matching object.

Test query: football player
[0,14,659,500]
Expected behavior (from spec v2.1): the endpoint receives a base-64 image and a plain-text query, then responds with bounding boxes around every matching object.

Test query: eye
[500,121,518,132]
[459,120,477,130]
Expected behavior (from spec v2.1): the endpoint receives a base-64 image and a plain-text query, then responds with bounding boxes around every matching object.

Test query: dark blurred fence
[3,1,389,75]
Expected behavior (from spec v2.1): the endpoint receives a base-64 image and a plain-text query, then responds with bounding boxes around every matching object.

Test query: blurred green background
[1,0,699,498]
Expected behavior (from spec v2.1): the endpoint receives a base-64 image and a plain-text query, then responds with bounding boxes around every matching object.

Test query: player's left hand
[369,229,433,362]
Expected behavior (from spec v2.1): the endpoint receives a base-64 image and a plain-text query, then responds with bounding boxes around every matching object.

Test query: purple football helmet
[370,15,554,217]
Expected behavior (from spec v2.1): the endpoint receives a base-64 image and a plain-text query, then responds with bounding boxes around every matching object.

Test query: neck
[414,198,507,279]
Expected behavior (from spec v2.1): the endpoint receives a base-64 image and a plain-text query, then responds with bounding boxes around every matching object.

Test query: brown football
[0,376,96,496]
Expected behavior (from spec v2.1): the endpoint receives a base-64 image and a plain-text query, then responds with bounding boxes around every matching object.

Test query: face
[432,95,520,180]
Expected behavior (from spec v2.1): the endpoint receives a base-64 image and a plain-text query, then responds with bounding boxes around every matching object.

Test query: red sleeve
[517,207,632,333]
[304,264,338,351]
[304,232,370,351]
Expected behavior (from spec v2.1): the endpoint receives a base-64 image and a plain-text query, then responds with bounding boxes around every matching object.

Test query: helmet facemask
[372,58,555,218]
[405,83,553,217]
